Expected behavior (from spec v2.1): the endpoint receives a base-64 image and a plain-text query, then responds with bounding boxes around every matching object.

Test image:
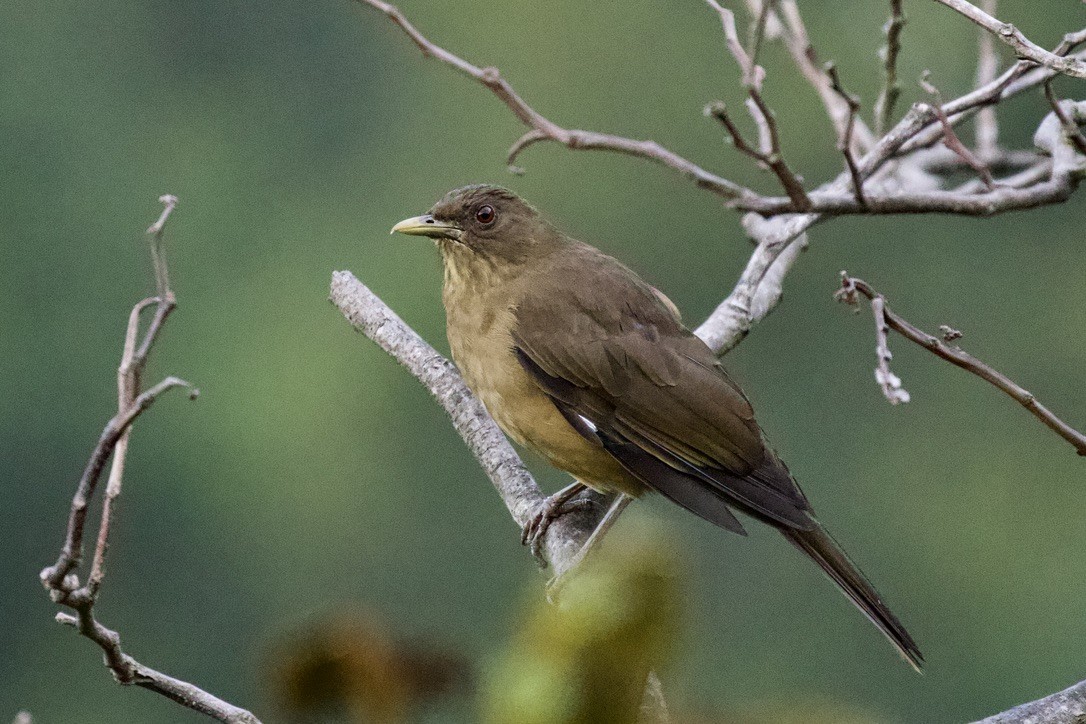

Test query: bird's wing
[512,248,813,531]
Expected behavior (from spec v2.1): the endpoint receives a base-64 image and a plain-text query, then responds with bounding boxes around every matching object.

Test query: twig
[704,0,812,209]
[973,0,1000,159]
[825,63,867,206]
[40,197,261,724]
[835,273,1086,456]
[774,0,875,149]
[1043,81,1086,156]
[746,0,774,70]
[920,72,996,190]
[933,0,1086,79]
[874,0,906,135]
[834,275,910,404]
[351,0,752,202]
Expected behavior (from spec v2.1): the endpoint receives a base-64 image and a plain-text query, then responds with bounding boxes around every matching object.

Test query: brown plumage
[391,184,923,670]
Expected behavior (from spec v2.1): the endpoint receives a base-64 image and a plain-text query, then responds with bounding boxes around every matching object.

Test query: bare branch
[834,275,910,404]
[874,0,906,135]
[329,271,607,575]
[40,197,260,724]
[825,63,868,207]
[745,0,773,70]
[704,0,812,209]
[352,0,753,201]
[695,213,812,354]
[933,0,1086,79]
[774,0,876,149]
[973,0,1000,159]
[1043,81,1086,156]
[920,72,996,189]
[836,273,1086,456]
[972,676,1086,723]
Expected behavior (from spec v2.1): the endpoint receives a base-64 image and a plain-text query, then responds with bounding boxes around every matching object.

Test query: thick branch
[329,271,606,575]
[972,676,1086,723]
[836,274,1086,456]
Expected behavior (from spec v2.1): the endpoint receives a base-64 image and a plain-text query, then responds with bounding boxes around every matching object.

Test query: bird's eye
[475,205,495,224]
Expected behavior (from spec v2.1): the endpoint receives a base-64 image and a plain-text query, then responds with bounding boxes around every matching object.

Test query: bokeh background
[3,0,1085,721]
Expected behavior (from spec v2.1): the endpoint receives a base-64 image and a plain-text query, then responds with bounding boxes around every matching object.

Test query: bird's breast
[442,275,640,495]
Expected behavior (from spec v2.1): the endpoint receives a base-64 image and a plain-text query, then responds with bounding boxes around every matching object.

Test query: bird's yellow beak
[390,214,462,240]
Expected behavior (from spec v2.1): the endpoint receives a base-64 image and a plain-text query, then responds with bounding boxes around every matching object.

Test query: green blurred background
[3,0,1085,721]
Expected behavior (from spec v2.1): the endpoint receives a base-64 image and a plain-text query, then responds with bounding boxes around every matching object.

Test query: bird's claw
[522,495,594,567]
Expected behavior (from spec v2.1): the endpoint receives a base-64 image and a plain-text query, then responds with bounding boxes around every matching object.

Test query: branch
[329,271,607,575]
[353,0,1085,354]
[704,0,812,209]
[972,676,1086,723]
[774,0,876,150]
[351,0,752,202]
[874,0,906,135]
[330,272,672,721]
[835,273,1086,456]
[825,63,868,206]
[973,0,1000,159]
[920,72,996,190]
[933,0,1086,79]
[695,213,812,354]
[40,196,261,724]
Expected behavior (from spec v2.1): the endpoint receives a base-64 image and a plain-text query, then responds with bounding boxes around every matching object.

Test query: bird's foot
[521,485,591,567]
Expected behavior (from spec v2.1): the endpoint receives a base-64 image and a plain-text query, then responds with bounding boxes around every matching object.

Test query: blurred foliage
[268,608,471,722]
[3,0,1085,722]
[483,523,680,724]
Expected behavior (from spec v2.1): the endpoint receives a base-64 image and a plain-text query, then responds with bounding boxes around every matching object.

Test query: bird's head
[390,185,563,268]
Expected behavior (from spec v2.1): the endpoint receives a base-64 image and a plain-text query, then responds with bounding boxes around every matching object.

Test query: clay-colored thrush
[392,185,922,669]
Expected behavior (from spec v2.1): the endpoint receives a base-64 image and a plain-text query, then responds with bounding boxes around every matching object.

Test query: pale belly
[448,316,643,497]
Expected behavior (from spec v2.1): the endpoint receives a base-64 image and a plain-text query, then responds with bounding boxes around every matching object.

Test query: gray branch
[973,678,1086,723]
[329,271,605,577]
[40,197,261,724]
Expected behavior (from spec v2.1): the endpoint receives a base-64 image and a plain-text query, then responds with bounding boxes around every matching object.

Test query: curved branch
[836,274,1086,457]
[934,0,1086,79]
[40,196,260,724]
[353,0,753,201]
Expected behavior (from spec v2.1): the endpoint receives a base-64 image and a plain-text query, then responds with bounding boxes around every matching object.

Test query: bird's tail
[782,523,924,672]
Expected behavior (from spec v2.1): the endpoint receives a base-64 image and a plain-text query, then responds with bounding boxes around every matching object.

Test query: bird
[390,184,922,670]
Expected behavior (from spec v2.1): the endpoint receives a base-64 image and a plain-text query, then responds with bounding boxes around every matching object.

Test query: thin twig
[835,275,910,404]
[920,72,996,190]
[40,197,260,724]
[825,63,867,207]
[704,0,812,209]
[973,0,1000,159]
[874,0,906,135]
[746,0,774,70]
[836,273,1086,456]
[774,0,875,149]
[352,0,753,201]
[1043,81,1086,156]
[933,0,1086,79]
